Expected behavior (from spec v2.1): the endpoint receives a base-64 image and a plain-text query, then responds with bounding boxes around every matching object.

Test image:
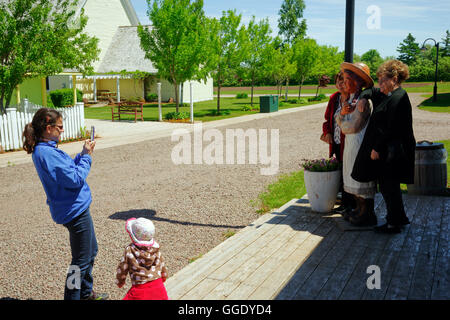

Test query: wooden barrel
[407,141,448,195]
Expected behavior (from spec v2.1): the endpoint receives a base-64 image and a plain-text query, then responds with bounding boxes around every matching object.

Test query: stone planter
[304,169,341,213]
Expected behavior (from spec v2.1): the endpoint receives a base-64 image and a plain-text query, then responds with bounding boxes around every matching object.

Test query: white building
[48,0,213,103]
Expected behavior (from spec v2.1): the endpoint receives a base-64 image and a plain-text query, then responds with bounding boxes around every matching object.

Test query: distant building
[11,0,213,106]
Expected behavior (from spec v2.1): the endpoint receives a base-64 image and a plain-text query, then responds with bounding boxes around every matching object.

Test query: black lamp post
[345,0,355,63]
[421,38,441,102]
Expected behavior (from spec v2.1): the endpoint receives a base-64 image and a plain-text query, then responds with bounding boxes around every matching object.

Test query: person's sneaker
[82,291,109,300]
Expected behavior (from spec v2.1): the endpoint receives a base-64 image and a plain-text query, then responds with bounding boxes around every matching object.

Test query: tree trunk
[298,76,304,99]
[174,81,179,113]
[0,92,5,115]
[250,72,254,107]
[216,67,221,113]
[285,78,289,102]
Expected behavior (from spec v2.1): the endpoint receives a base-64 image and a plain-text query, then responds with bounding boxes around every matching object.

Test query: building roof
[96,26,158,74]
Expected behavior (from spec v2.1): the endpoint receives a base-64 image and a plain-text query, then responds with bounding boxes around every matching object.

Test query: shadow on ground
[109,209,247,229]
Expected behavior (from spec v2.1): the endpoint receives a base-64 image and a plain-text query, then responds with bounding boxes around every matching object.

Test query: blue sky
[130,0,449,58]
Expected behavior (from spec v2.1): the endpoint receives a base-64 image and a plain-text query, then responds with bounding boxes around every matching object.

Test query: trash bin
[259,95,278,113]
[407,141,448,195]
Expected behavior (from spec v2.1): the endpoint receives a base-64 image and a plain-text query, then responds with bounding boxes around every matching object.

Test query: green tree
[441,30,450,57]
[361,49,383,79]
[397,33,420,65]
[0,0,100,114]
[278,0,307,45]
[240,17,272,107]
[210,10,246,112]
[137,0,212,112]
[310,44,343,90]
[292,38,320,98]
[267,38,296,100]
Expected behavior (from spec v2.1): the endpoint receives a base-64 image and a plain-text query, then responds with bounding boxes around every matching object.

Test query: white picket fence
[0,99,85,152]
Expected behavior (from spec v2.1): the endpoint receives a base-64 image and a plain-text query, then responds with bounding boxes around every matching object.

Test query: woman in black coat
[351,60,416,233]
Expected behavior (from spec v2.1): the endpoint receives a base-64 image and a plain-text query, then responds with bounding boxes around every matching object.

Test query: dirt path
[0,93,448,300]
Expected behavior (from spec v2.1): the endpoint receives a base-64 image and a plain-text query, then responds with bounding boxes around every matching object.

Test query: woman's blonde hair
[376,59,410,84]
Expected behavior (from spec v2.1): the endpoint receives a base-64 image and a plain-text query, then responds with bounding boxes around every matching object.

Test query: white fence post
[6,108,20,150]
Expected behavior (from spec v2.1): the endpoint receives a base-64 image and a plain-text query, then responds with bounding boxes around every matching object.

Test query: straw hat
[126,218,157,247]
[340,62,374,88]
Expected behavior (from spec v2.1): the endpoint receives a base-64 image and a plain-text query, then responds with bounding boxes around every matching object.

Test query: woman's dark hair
[23,108,62,154]
[334,71,344,83]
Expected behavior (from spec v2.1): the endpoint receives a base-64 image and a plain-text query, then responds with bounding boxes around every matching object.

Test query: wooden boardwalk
[165,194,449,300]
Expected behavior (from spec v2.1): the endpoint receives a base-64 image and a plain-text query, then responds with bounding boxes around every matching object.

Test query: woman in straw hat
[335,62,377,227]
[351,60,415,234]
[321,71,355,214]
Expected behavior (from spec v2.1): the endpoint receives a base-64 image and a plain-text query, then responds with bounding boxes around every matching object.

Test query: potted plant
[301,157,342,213]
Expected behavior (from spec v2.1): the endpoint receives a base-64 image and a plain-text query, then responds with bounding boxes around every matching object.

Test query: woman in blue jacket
[23,108,107,300]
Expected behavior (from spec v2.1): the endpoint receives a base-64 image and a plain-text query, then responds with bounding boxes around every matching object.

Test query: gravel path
[0,93,448,300]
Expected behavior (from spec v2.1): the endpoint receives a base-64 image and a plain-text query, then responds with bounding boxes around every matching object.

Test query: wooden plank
[316,193,388,300]
[361,195,421,300]
[166,198,305,299]
[206,205,313,282]
[408,196,444,299]
[275,219,344,300]
[179,278,222,300]
[293,229,362,299]
[200,206,318,300]
[431,197,450,300]
[383,195,433,299]
[225,214,328,299]
[246,220,331,300]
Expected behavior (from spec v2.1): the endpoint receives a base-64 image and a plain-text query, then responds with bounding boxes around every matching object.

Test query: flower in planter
[301,157,341,172]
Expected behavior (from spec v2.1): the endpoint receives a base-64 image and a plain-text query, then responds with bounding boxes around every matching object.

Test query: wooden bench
[111,101,144,122]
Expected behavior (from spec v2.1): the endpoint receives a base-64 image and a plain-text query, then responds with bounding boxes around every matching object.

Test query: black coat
[351,87,416,184]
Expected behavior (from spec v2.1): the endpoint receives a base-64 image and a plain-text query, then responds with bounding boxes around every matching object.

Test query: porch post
[157,82,162,121]
[41,78,47,107]
[15,85,20,105]
[116,76,121,102]
[72,75,77,105]
[93,77,97,103]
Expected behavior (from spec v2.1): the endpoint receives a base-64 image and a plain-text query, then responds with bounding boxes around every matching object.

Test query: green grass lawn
[253,170,306,214]
[418,93,450,113]
[215,82,450,96]
[84,97,327,122]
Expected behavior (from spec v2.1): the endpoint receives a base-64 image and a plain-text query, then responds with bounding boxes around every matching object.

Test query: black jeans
[63,208,98,300]
[378,175,410,226]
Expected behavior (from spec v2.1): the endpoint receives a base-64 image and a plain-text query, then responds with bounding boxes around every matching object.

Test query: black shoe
[374,223,401,234]
[350,213,377,227]
[82,291,109,300]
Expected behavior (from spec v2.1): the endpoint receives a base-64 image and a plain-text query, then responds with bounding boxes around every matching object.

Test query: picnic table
[111,101,144,122]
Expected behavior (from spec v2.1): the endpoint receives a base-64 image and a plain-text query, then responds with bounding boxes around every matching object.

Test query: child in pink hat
[116,218,169,300]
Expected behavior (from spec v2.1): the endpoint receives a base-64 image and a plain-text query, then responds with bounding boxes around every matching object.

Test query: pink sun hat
[125,218,158,247]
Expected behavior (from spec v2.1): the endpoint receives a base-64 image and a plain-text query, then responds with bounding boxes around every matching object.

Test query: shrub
[241,105,251,111]
[49,89,83,108]
[308,94,327,102]
[164,111,190,120]
[210,109,231,116]
[146,93,158,102]
[236,93,248,99]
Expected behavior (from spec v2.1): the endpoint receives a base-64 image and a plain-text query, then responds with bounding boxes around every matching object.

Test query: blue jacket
[32,141,92,224]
